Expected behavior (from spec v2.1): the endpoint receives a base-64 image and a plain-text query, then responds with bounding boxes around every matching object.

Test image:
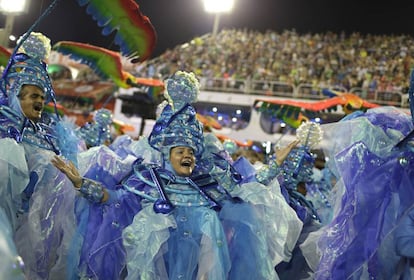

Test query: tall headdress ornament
[0,0,60,116]
[281,122,323,189]
[76,108,113,147]
[148,71,204,159]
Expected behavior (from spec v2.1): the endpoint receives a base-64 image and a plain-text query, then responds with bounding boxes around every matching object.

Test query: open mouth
[33,103,43,111]
[181,160,192,167]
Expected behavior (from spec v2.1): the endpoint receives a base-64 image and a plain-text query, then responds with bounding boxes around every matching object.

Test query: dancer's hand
[51,155,82,189]
[274,139,300,166]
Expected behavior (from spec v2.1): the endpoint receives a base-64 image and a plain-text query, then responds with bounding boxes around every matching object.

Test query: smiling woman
[169,146,196,176]
[51,70,303,279]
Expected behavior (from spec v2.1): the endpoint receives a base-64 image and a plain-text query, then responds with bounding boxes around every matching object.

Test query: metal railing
[198,77,409,108]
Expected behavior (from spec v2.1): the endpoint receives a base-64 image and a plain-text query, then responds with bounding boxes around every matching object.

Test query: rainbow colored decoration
[77,0,157,62]
[254,90,380,128]
[52,41,164,90]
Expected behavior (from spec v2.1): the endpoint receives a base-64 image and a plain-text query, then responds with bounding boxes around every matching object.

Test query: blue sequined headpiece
[1,32,56,117]
[76,108,113,147]
[280,122,323,189]
[148,71,204,158]
[280,147,315,189]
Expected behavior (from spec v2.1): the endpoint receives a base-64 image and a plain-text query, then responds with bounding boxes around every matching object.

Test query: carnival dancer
[257,122,325,280]
[300,106,414,279]
[0,32,80,279]
[53,70,303,279]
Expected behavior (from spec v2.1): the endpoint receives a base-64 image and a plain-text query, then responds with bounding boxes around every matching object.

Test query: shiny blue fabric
[0,105,80,279]
[301,107,414,280]
[395,207,414,279]
[75,152,300,279]
[74,146,142,279]
[0,208,25,279]
[315,143,414,279]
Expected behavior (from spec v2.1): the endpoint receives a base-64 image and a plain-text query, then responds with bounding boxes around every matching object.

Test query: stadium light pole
[202,0,234,38]
[0,0,28,47]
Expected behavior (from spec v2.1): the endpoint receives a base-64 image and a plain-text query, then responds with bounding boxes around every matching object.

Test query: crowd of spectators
[134,29,413,99]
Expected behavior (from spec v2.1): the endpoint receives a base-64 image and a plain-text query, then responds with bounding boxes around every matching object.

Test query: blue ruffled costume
[74,71,303,279]
[301,107,414,279]
[0,32,81,279]
[74,139,303,279]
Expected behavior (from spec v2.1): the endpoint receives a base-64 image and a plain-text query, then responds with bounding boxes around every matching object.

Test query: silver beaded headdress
[148,71,204,159]
[1,32,57,118]
[281,122,323,189]
[76,108,113,147]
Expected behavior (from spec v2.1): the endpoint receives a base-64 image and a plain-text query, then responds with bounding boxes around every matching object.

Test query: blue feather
[102,26,114,36]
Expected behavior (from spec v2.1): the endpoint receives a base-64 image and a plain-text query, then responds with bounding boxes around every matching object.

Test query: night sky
[3,0,414,58]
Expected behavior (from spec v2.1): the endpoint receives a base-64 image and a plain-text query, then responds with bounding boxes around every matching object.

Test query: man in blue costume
[0,32,80,279]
